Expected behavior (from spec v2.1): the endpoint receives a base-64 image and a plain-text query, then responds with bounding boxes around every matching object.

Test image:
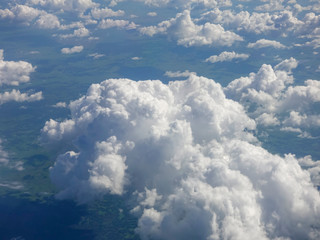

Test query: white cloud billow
[0,4,60,29]
[205,51,249,63]
[59,27,90,38]
[91,7,125,19]
[139,10,243,47]
[61,46,84,54]
[0,49,42,105]
[225,58,320,136]
[0,49,36,86]
[247,39,287,49]
[42,74,320,239]
[0,90,43,105]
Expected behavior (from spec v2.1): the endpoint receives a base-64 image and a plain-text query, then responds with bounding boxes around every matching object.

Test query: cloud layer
[42,74,320,240]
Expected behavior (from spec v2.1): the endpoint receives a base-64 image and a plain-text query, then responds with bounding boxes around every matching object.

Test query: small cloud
[59,27,90,39]
[53,102,67,108]
[0,49,36,86]
[0,139,9,165]
[131,56,141,60]
[0,181,23,190]
[89,53,105,59]
[61,45,84,54]
[0,90,43,105]
[164,70,196,78]
[205,51,249,64]
[248,39,287,49]
[98,19,137,30]
[147,12,157,17]
[89,36,99,40]
[280,126,303,133]
[29,50,40,54]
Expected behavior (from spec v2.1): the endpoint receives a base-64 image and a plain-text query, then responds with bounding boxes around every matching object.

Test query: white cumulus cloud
[42,74,320,239]
[61,46,84,54]
[205,51,249,63]
[0,49,36,86]
[248,39,287,49]
[91,7,125,19]
[0,90,43,105]
[139,10,243,47]
[225,58,320,137]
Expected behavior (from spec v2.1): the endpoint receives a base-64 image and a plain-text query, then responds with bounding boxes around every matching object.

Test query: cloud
[0,139,9,165]
[201,9,277,34]
[200,9,310,36]
[139,10,243,47]
[98,19,137,29]
[225,58,320,136]
[0,4,60,29]
[59,27,90,38]
[0,49,42,105]
[248,39,287,49]
[0,181,23,190]
[297,155,320,186]
[35,12,60,29]
[109,0,231,8]
[53,102,67,108]
[147,12,157,17]
[255,0,285,12]
[164,70,196,78]
[61,46,84,54]
[131,57,141,60]
[205,51,249,63]
[0,139,24,170]
[90,7,125,19]
[0,49,36,86]
[42,75,320,239]
[27,0,98,12]
[0,90,43,105]
[88,53,105,59]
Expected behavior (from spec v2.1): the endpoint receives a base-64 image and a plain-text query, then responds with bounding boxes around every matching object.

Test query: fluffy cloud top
[225,58,320,135]
[0,4,60,29]
[91,7,124,19]
[0,49,36,86]
[247,39,287,49]
[139,10,243,47]
[61,45,84,54]
[205,51,249,63]
[42,74,320,239]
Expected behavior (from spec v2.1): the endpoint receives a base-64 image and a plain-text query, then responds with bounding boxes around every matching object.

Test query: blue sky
[0,0,320,239]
